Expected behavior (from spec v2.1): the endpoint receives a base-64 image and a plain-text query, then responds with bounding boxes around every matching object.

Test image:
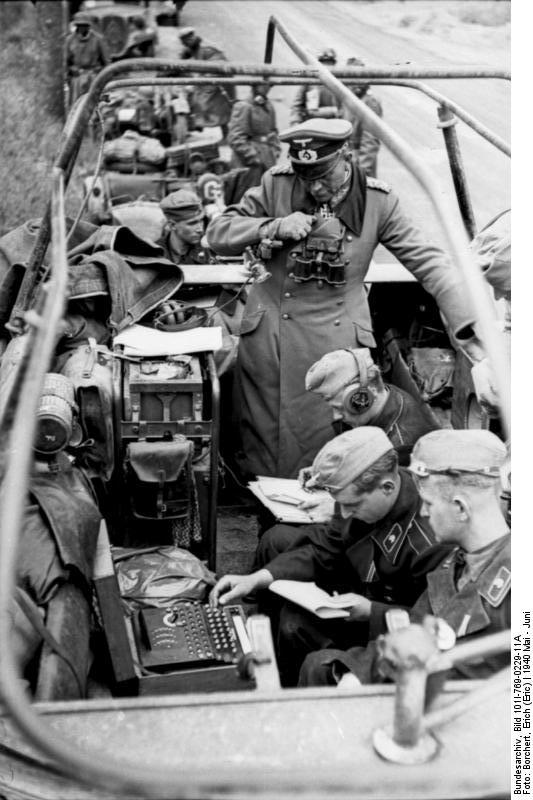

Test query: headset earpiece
[341,349,375,414]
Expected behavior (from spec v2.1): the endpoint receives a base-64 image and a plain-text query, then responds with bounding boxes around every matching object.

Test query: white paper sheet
[114,324,223,356]
[248,477,330,524]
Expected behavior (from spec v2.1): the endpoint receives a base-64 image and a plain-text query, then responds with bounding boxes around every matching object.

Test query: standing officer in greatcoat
[206,118,487,480]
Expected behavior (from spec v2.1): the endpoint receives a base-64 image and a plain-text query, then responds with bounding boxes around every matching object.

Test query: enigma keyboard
[134,601,251,672]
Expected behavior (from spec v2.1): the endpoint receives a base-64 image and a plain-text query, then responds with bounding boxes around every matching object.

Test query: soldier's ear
[381,479,395,496]
[452,495,470,521]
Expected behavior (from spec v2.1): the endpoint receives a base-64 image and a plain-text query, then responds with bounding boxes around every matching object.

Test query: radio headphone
[342,350,375,414]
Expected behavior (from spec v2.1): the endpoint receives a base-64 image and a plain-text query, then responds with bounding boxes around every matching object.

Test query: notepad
[269,580,358,619]
[248,477,330,524]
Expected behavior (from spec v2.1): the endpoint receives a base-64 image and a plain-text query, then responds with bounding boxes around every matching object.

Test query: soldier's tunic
[342,90,383,177]
[261,468,452,685]
[187,41,236,129]
[299,533,510,685]
[290,85,343,125]
[206,162,476,479]
[228,97,281,172]
[65,30,109,101]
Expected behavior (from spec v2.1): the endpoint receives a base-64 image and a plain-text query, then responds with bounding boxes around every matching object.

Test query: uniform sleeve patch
[366,177,391,193]
[270,162,294,176]
[484,565,511,607]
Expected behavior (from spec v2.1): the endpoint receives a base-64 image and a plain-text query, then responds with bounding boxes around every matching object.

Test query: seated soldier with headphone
[306,347,439,464]
[259,348,439,558]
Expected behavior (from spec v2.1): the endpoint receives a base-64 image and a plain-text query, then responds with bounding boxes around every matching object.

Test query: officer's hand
[277,212,316,241]
[343,594,372,623]
[298,493,335,523]
[209,569,273,607]
[471,358,499,417]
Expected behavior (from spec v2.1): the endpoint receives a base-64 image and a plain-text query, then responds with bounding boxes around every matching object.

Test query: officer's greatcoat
[206,163,476,478]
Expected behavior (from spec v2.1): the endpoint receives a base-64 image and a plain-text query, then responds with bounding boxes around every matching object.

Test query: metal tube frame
[104,75,510,157]
[437,104,478,238]
[206,352,220,572]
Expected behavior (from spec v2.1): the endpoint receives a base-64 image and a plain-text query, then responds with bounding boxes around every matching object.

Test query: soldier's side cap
[306,348,374,400]
[160,189,203,222]
[179,27,196,39]
[409,430,507,478]
[307,427,393,492]
[73,11,91,25]
[280,118,353,175]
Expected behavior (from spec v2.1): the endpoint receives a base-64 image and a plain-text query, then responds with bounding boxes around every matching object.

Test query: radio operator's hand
[277,212,316,241]
[298,493,335,523]
[209,569,273,607]
[344,594,372,623]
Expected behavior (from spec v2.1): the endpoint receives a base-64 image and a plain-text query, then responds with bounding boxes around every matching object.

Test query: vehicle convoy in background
[79,1,159,59]
[0,11,510,800]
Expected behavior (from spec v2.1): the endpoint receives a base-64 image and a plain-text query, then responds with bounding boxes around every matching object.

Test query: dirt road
[160,0,510,245]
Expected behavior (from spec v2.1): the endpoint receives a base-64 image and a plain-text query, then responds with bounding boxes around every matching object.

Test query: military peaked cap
[279,118,353,178]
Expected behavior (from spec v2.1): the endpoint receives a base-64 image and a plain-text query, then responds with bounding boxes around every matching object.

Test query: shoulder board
[270,162,294,176]
[366,177,391,193]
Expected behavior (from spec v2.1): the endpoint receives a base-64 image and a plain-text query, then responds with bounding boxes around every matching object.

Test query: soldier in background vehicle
[290,48,342,125]
[65,12,109,105]
[179,27,236,137]
[341,57,382,177]
[227,81,281,199]
[158,189,207,265]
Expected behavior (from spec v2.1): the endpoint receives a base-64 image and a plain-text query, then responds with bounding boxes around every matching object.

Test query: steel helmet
[317,48,337,65]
